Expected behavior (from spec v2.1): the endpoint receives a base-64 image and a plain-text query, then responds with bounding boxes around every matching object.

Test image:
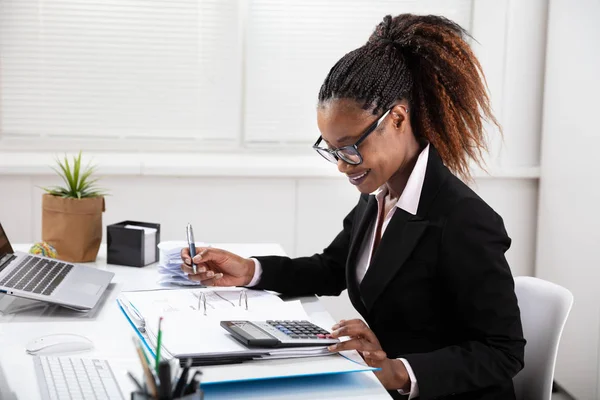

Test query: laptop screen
[0,223,14,257]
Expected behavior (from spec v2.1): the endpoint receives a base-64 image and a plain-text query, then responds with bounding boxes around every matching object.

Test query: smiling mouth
[347,170,370,185]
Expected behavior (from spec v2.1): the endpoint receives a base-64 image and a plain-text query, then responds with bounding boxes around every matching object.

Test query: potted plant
[41,152,107,262]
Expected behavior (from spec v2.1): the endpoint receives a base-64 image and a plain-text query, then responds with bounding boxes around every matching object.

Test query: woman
[181,14,525,400]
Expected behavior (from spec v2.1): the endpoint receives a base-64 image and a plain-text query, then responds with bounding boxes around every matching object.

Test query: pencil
[139,342,152,368]
[155,316,163,373]
[132,337,158,398]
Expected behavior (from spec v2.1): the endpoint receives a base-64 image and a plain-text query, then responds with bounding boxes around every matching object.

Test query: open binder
[118,288,378,385]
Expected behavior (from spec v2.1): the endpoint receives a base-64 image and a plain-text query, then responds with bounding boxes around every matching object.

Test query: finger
[191,247,218,264]
[332,318,366,331]
[331,322,373,340]
[199,275,224,286]
[331,319,347,330]
[187,271,224,282]
[181,262,210,275]
[332,322,378,343]
[327,338,374,353]
[181,248,192,265]
[362,350,387,362]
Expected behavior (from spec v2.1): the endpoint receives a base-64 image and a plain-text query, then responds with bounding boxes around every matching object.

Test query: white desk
[0,244,391,400]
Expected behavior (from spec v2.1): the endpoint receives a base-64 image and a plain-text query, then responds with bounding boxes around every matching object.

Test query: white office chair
[512,276,574,400]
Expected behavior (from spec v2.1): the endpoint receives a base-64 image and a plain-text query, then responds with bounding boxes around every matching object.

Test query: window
[0,0,473,151]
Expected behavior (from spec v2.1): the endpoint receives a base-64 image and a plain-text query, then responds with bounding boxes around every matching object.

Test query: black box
[107,221,160,267]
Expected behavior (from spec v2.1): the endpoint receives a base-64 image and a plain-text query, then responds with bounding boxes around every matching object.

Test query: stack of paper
[124,225,158,264]
[156,241,208,286]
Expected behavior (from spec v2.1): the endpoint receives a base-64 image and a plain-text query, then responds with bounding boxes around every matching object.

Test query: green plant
[43,151,108,199]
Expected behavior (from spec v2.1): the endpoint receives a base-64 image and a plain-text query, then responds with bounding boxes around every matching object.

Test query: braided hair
[318,14,499,181]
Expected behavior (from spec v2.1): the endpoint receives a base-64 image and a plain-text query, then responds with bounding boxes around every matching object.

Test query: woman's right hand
[180,247,256,287]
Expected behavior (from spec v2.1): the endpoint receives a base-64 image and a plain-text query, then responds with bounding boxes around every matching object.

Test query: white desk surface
[1,243,391,400]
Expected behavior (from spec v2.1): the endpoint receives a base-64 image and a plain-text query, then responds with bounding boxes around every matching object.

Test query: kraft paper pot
[41,194,105,262]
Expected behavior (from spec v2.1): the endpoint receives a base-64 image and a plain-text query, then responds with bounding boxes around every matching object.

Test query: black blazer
[254,146,525,400]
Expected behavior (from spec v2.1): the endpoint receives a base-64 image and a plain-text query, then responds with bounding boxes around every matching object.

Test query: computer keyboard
[33,356,123,400]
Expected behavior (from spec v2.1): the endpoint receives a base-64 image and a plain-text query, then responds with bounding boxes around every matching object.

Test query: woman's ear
[391,104,409,129]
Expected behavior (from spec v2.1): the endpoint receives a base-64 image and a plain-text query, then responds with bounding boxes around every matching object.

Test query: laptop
[0,222,114,311]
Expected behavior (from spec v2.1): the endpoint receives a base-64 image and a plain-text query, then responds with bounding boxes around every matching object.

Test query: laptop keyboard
[0,255,73,295]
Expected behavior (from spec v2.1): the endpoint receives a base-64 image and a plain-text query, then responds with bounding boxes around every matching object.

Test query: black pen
[127,371,144,394]
[184,371,203,395]
[186,223,197,274]
[157,361,172,400]
[173,358,191,398]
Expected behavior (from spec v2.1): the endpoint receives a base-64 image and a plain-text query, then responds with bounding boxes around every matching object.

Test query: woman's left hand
[328,319,410,391]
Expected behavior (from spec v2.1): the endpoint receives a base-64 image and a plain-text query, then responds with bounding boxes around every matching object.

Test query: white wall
[0,171,538,323]
[536,1,600,399]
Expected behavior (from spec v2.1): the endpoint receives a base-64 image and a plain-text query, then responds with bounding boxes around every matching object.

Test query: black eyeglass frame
[312,106,395,166]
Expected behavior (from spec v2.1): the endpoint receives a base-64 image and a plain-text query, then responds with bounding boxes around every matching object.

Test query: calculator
[220,320,339,348]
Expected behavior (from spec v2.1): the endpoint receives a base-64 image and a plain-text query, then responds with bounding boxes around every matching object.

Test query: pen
[155,316,163,373]
[126,371,144,393]
[157,360,172,400]
[186,223,197,274]
[184,371,203,395]
[173,358,191,398]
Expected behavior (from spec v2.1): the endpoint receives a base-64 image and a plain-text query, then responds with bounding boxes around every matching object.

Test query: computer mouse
[25,334,94,356]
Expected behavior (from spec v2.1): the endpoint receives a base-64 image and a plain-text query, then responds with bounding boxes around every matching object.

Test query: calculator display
[239,322,271,339]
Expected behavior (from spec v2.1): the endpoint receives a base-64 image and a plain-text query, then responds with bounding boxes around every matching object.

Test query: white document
[122,288,284,317]
[121,288,333,359]
[142,300,323,359]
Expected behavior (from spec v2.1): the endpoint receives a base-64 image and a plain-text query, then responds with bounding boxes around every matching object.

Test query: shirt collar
[372,144,430,215]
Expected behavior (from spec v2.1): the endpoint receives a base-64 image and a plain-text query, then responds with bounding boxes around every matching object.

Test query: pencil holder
[130,390,203,400]
[107,220,161,267]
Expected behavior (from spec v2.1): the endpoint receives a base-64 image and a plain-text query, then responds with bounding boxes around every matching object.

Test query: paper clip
[239,290,248,310]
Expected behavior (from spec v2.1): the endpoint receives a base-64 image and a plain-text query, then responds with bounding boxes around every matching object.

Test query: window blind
[0,0,242,143]
[0,0,472,149]
[244,0,473,144]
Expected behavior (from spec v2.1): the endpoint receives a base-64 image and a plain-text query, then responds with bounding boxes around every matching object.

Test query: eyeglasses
[313,107,395,166]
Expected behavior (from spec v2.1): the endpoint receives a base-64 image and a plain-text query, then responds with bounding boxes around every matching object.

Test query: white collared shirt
[355,144,429,284]
[249,144,430,398]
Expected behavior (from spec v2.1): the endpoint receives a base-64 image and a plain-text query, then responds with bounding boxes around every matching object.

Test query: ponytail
[318,14,499,181]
